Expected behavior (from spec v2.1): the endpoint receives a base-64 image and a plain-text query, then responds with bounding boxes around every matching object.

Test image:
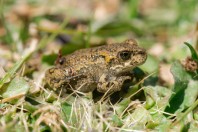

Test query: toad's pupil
[59,58,65,65]
[120,51,131,60]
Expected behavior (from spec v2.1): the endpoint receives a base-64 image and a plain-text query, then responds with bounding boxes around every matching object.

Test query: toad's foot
[97,75,131,93]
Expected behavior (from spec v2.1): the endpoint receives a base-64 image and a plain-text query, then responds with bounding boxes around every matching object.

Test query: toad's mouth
[110,58,147,75]
[110,65,135,75]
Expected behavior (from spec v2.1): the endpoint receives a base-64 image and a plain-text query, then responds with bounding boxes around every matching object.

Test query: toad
[45,39,147,94]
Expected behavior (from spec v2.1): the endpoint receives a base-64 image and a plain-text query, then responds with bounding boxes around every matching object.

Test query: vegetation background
[0,0,198,131]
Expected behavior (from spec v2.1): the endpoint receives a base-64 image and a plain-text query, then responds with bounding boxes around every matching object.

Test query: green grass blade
[0,0,14,47]
[0,18,68,89]
[0,54,31,88]
[171,98,198,127]
[184,42,198,62]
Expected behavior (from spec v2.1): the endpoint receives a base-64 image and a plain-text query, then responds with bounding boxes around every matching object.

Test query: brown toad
[45,39,147,93]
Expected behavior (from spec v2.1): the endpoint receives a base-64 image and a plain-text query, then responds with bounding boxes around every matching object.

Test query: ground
[0,0,198,131]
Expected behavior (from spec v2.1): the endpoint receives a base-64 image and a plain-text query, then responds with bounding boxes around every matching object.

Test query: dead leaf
[0,67,6,79]
[159,63,174,86]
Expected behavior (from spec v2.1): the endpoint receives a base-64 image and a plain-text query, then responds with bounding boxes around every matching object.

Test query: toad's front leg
[97,74,131,93]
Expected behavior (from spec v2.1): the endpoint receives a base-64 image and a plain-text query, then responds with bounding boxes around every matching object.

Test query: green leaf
[144,91,155,110]
[61,102,72,121]
[150,114,171,131]
[0,56,31,89]
[1,76,30,98]
[182,80,198,108]
[139,55,159,73]
[42,53,58,65]
[144,86,172,110]
[124,106,151,129]
[194,112,198,121]
[174,60,190,79]
[184,42,198,62]
[165,61,191,115]
[115,98,131,116]
[112,114,123,127]
[61,44,84,55]
[23,102,38,113]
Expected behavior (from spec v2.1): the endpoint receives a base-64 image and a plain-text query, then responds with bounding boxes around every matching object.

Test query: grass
[0,0,198,131]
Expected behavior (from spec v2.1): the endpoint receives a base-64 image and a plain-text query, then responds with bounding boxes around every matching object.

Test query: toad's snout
[132,48,147,65]
[137,48,147,56]
[136,48,147,58]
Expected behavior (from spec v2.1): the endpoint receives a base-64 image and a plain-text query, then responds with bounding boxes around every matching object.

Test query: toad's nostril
[138,49,146,55]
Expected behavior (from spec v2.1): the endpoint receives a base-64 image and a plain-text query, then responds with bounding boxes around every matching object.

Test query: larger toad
[45,39,147,93]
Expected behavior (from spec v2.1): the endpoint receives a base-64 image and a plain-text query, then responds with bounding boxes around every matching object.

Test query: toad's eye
[58,58,65,65]
[119,51,131,60]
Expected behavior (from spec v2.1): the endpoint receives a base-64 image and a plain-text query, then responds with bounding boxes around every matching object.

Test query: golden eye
[119,51,131,60]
